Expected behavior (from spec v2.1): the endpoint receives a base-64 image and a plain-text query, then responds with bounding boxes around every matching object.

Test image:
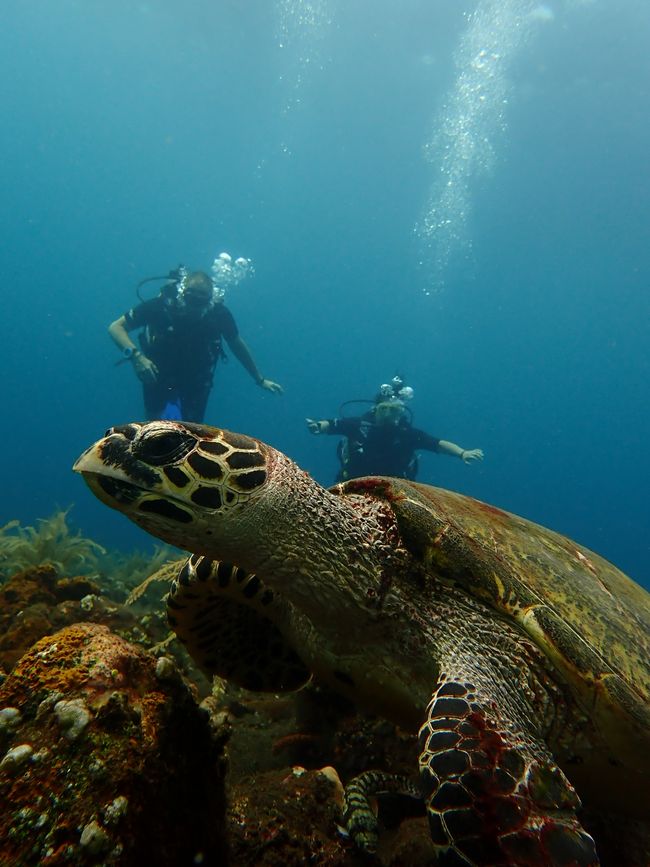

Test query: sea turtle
[74,420,650,866]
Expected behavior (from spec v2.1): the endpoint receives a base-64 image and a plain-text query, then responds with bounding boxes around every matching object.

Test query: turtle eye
[136,429,197,466]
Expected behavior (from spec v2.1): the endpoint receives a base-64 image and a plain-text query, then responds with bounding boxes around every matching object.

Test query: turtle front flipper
[419,675,599,866]
[167,555,311,692]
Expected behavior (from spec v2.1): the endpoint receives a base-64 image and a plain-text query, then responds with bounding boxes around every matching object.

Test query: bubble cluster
[210,252,254,300]
[416,0,545,295]
[275,0,333,120]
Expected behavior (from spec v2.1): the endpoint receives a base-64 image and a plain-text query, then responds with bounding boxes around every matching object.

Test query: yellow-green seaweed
[0,508,106,581]
[0,510,178,602]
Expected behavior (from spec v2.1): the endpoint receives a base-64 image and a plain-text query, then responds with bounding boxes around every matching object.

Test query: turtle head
[73,420,272,556]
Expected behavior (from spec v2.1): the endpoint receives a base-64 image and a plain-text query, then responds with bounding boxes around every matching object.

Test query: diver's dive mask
[374,400,407,426]
[175,277,217,316]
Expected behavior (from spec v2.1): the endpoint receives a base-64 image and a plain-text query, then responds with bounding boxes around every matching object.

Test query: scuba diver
[108,267,282,423]
[306,376,483,482]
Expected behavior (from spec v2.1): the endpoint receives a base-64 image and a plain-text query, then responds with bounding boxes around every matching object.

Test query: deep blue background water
[2,0,648,587]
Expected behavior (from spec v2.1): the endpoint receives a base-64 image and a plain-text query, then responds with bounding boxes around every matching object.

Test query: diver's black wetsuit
[124,295,238,422]
[325,416,441,481]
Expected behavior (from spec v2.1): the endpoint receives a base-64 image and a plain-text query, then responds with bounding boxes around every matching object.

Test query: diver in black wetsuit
[109,270,282,422]
[306,376,483,482]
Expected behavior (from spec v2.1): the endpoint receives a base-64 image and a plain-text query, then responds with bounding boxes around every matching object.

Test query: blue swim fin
[161,398,182,420]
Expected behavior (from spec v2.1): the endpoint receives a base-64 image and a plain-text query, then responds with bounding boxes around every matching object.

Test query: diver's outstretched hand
[461,448,484,465]
[306,418,329,435]
[260,379,283,394]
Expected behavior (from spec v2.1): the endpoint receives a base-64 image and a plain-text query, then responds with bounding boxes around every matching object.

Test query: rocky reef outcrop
[0,622,228,866]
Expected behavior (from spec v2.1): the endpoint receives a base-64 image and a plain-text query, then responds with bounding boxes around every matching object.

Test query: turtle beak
[74,427,162,510]
[74,443,146,510]
[73,443,106,476]
[74,426,160,486]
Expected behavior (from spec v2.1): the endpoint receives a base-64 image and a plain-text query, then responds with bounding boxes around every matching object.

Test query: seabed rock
[0,622,228,866]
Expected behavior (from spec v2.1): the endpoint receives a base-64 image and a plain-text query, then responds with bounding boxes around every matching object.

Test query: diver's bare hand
[259,378,283,394]
[306,418,329,435]
[133,352,158,383]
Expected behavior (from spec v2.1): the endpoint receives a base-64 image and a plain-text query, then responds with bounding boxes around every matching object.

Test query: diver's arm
[225,335,283,393]
[306,417,359,436]
[438,439,484,464]
[108,316,157,382]
[108,316,138,354]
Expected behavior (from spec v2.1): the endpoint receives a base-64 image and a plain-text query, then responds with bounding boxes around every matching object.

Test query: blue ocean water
[2,0,648,586]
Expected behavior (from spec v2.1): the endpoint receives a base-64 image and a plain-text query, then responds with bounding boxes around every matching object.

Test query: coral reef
[0,623,228,866]
[0,565,151,674]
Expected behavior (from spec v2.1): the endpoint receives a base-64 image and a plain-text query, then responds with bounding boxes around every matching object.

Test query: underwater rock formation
[0,623,228,866]
[0,566,126,672]
[0,564,185,678]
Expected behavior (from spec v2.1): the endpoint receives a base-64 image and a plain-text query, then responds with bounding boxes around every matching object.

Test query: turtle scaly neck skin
[217,447,411,623]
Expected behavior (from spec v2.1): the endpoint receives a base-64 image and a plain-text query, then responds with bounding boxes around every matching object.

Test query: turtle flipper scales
[167,554,311,692]
[419,677,599,866]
